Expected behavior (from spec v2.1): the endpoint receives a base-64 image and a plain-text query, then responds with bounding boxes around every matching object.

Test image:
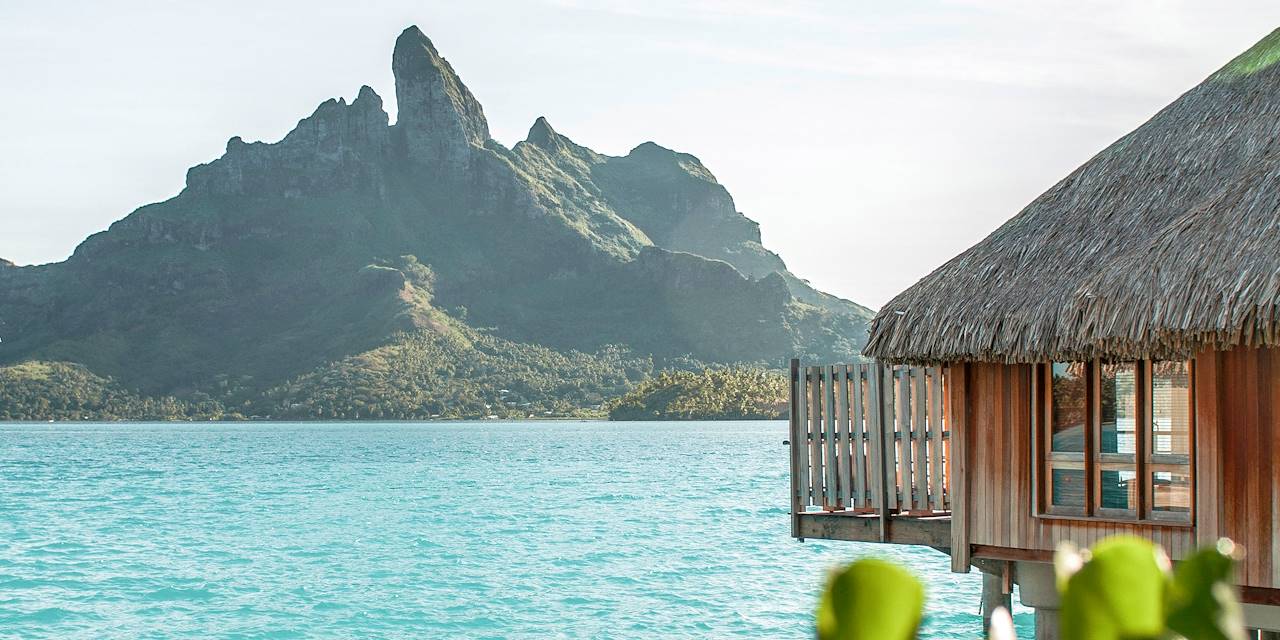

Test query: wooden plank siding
[957,347,1280,588]
[1212,346,1280,588]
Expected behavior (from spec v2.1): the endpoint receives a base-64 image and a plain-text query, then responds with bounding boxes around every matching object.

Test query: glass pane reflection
[1099,363,1137,455]
[1152,471,1191,514]
[1051,363,1086,453]
[1051,467,1086,508]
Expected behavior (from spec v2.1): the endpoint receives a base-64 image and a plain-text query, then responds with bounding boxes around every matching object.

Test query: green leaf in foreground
[1165,538,1247,640]
[1057,536,1168,640]
[816,558,924,640]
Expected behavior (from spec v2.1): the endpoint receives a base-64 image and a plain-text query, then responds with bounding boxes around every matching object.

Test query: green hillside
[0,361,228,421]
[607,367,787,421]
[0,26,870,421]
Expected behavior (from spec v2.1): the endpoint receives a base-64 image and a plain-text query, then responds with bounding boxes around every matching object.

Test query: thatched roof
[864,28,1280,364]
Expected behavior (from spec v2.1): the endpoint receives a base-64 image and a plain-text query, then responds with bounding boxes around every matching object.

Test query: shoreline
[0,417,788,425]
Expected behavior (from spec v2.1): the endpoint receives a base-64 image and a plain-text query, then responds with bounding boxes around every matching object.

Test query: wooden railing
[788,360,951,534]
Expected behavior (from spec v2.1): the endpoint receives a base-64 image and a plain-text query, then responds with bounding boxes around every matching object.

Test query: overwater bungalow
[788,29,1280,637]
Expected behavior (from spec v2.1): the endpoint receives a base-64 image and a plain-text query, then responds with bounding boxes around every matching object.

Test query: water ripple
[0,421,1033,638]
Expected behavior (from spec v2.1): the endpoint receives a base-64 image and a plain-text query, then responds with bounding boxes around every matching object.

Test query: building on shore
[788,28,1280,638]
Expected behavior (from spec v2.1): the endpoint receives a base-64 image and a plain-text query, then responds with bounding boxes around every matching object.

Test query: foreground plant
[816,535,1246,639]
[817,558,924,640]
[1054,536,1245,640]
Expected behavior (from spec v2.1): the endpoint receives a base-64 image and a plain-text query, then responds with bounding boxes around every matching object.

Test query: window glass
[1051,468,1086,508]
[1051,362,1087,453]
[1099,363,1137,455]
[1152,362,1191,458]
[1100,469,1138,510]
[1152,471,1191,514]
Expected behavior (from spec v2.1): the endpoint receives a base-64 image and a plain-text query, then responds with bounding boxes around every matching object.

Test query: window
[1035,359,1194,523]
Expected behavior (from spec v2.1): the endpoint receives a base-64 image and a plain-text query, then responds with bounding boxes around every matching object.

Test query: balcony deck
[789,361,954,553]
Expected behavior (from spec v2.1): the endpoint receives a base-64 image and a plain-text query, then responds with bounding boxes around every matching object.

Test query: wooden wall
[957,346,1280,587]
[1200,347,1280,588]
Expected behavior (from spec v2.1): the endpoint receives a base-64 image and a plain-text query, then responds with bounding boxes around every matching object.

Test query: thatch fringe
[864,28,1280,365]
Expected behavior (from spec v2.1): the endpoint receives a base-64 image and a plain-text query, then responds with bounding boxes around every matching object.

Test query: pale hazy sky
[3,1,1278,308]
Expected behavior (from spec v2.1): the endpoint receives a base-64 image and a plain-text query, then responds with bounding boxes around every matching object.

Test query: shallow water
[0,421,1032,638]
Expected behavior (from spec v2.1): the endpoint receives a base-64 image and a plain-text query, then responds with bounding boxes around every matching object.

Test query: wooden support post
[798,363,810,512]
[1034,609,1060,640]
[789,358,803,539]
[870,360,890,540]
[949,363,972,573]
[882,362,899,538]
[981,568,1012,635]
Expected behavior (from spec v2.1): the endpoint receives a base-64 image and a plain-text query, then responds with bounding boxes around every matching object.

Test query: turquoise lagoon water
[0,421,1033,638]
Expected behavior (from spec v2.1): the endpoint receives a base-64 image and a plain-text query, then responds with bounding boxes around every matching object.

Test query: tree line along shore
[0,357,790,422]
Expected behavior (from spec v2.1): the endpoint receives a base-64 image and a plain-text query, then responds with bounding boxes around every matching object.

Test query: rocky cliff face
[0,25,872,401]
[187,86,390,198]
[392,26,489,171]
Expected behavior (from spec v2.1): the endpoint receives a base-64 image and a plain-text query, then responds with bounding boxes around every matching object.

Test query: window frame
[1033,358,1195,526]
[1145,360,1196,523]
[1093,361,1140,520]
[1040,361,1091,517]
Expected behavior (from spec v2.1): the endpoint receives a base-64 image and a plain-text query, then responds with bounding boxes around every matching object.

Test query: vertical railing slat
[913,366,929,511]
[882,363,898,513]
[808,366,824,509]
[836,365,852,508]
[851,365,866,508]
[936,368,947,512]
[789,360,803,537]
[897,367,912,511]
[797,364,810,506]
[823,366,838,509]
[868,363,882,512]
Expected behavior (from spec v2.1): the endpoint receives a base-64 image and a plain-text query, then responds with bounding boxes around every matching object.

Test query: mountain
[0,26,872,419]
